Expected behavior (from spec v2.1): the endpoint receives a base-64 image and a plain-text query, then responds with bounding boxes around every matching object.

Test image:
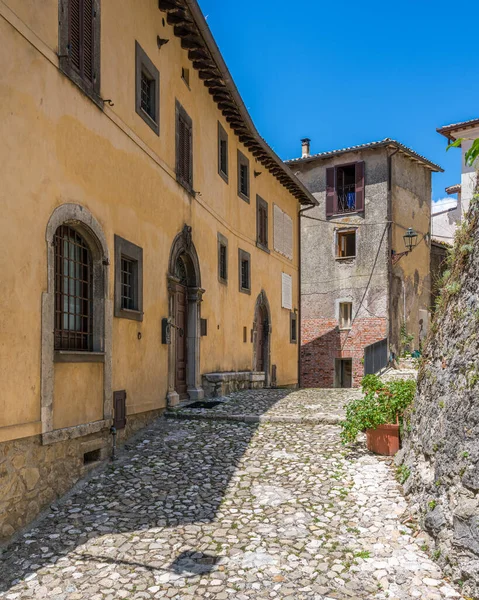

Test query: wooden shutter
[176,108,193,188]
[68,0,94,83]
[326,167,336,216]
[355,161,365,212]
[273,204,283,254]
[113,390,127,430]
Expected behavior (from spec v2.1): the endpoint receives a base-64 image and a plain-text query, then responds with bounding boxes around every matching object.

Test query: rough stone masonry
[400,191,479,598]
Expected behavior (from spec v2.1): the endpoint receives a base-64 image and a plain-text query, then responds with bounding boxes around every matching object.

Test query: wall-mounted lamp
[392,227,419,265]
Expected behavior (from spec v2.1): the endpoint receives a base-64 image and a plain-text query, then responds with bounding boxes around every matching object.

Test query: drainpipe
[387,148,399,362]
[298,201,317,388]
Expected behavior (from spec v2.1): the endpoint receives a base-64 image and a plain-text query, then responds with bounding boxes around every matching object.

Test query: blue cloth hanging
[347,192,356,209]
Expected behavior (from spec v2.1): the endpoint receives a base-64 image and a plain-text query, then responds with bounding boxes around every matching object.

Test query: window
[243,326,247,343]
[256,195,268,250]
[59,0,101,103]
[337,230,356,258]
[200,318,208,336]
[181,67,190,87]
[273,204,293,260]
[237,150,250,202]
[218,122,228,182]
[238,249,251,294]
[135,42,160,134]
[290,312,298,344]
[339,302,352,329]
[217,233,228,284]
[326,162,365,216]
[176,101,193,192]
[114,235,143,321]
[54,225,93,351]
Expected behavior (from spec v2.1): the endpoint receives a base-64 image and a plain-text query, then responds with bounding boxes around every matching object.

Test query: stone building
[286,139,442,388]
[0,0,316,539]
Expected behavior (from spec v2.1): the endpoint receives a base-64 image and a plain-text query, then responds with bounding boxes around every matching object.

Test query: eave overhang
[158,0,317,207]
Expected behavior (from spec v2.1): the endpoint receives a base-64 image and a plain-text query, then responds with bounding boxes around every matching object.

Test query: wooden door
[175,283,188,398]
[255,306,265,372]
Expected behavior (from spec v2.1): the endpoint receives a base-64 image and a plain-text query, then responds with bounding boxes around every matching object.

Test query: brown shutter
[326,167,336,216]
[83,0,94,83]
[355,161,365,212]
[69,0,81,72]
[113,390,127,430]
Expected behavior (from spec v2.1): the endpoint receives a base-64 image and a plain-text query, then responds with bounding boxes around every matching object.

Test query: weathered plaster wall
[399,195,479,598]
[390,153,432,355]
[295,148,389,387]
[0,0,302,537]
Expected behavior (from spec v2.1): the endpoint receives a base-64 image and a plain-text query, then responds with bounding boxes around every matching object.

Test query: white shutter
[283,212,293,260]
[274,204,284,255]
[282,273,292,310]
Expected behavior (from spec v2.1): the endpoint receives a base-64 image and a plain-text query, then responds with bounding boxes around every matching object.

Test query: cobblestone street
[0,389,462,600]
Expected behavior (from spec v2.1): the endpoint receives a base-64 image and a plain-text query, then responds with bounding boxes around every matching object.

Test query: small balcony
[337,184,356,213]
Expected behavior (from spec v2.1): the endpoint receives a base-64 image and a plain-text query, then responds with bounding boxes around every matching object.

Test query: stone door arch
[167,225,204,406]
[252,290,272,387]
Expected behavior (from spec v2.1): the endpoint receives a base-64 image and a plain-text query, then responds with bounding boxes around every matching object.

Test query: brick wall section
[301,317,387,388]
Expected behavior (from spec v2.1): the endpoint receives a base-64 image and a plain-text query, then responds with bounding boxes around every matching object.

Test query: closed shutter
[68,0,94,84]
[355,161,365,212]
[283,212,293,260]
[326,167,336,216]
[282,273,292,310]
[274,204,283,254]
[177,112,193,187]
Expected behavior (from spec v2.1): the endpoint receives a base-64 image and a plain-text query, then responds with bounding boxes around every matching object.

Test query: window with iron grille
[325,162,365,216]
[114,235,143,321]
[176,101,193,192]
[238,249,251,294]
[237,150,250,202]
[54,225,93,351]
[256,195,269,250]
[59,0,101,102]
[218,122,228,182]
[135,42,160,134]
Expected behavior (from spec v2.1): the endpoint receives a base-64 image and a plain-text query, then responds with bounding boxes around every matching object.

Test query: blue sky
[198,0,479,204]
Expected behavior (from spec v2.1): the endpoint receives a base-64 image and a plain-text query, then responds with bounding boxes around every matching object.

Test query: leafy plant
[396,464,411,484]
[340,377,416,444]
[400,322,414,357]
[447,137,479,167]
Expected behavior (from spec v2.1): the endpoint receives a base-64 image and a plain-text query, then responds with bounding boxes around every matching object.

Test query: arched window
[54,225,93,351]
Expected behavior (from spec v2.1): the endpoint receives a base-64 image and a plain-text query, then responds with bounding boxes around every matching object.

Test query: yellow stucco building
[0,0,316,539]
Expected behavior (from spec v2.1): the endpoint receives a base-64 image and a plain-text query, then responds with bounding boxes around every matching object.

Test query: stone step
[165,410,342,425]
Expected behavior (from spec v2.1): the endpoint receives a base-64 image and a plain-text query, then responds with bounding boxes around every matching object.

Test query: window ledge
[218,170,228,184]
[336,256,356,261]
[331,211,363,218]
[115,308,144,322]
[54,351,105,364]
[239,287,251,295]
[238,192,250,204]
[256,242,270,254]
[339,327,352,332]
[177,177,195,197]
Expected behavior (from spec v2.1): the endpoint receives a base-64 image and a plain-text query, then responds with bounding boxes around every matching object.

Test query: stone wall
[399,193,479,598]
[0,408,163,543]
[202,371,265,398]
[301,317,387,388]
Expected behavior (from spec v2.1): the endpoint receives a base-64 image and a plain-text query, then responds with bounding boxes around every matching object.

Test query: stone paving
[0,389,463,600]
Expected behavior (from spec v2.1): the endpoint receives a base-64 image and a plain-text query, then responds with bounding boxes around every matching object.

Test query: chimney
[301,138,311,158]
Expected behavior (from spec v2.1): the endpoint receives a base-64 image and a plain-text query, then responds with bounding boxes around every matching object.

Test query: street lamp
[403,228,418,253]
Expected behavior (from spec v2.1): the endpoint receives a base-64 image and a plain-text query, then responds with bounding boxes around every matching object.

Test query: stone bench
[202,371,265,398]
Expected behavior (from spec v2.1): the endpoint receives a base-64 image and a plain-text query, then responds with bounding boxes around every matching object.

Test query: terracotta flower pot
[366,424,400,456]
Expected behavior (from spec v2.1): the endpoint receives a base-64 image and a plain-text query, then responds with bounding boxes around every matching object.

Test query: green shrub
[340,377,416,445]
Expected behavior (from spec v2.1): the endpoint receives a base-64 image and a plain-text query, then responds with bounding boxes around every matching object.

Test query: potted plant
[340,375,416,456]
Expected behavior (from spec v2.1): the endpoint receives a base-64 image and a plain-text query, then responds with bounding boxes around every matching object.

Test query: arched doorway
[252,291,272,386]
[167,225,204,406]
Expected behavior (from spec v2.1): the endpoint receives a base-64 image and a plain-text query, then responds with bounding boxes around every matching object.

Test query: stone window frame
[237,150,250,203]
[256,194,269,252]
[135,41,160,135]
[338,300,353,330]
[217,232,228,285]
[290,311,298,344]
[218,122,228,183]
[114,235,143,321]
[238,248,251,294]
[58,0,102,108]
[42,203,113,445]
